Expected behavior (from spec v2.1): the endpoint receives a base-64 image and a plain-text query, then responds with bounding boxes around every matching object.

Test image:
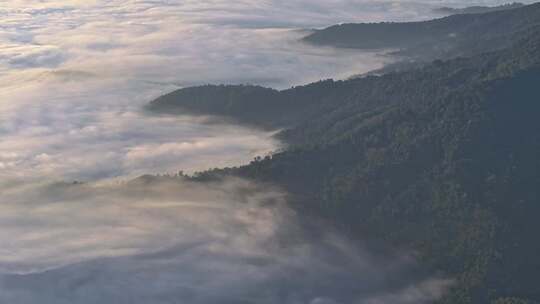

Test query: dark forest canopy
[147,6,540,304]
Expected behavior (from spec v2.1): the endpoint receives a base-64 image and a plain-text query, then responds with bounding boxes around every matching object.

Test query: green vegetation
[148,6,540,304]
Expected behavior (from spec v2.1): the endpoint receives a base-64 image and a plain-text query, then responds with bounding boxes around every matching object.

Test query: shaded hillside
[433,3,524,15]
[303,2,540,62]
[147,79,374,129]
[231,67,540,304]
[151,28,540,304]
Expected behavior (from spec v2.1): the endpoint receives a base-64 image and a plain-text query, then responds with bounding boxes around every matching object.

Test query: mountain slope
[151,29,540,304]
[227,34,540,304]
[147,81,341,129]
[147,15,540,304]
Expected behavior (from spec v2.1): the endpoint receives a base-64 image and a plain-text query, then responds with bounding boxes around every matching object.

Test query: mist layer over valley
[1,1,537,303]
[0,177,453,304]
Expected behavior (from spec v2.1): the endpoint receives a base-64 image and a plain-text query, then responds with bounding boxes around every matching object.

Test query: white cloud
[0,178,452,304]
[0,77,281,181]
[0,44,65,68]
[0,0,400,184]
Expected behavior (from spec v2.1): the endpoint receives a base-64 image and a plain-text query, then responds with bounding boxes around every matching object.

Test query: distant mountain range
[148,3,540,304]
[303,2,540,64]
[433,2,524,15]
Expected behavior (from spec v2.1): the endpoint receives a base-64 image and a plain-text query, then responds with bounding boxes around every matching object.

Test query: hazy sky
[0,1,530,303]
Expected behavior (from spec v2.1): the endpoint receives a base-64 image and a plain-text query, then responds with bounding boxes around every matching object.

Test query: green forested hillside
[148,16,540,304]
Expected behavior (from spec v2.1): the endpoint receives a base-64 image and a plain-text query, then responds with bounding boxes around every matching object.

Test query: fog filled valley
[1,1,540,304]
[1,177,456,304]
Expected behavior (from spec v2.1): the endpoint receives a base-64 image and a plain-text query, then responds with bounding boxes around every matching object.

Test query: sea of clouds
[0,0,532,303]
[0,177,452,304]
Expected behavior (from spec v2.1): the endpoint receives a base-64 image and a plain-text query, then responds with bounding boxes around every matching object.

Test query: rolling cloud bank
[0,0,529,303]
[0,177,451,304]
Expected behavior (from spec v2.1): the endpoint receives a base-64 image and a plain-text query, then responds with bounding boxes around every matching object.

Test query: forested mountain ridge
[149,24,540,138]
[147,79,384,129]
[147,12,540,304]
[201,31,540,304]
[148,83,325,129]
[282,26,540,146]
[303,2,540,62]
[433,3,524,16]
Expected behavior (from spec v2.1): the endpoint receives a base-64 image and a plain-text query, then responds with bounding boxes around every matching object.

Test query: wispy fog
[0,177,451,304]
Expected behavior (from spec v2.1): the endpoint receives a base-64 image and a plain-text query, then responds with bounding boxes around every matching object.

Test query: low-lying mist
[0,177,451,304]
[0,78,281,182]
